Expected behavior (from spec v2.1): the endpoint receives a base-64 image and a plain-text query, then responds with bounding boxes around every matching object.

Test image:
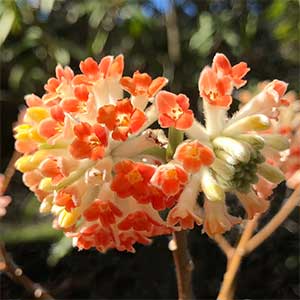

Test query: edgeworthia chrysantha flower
[14,53,290,251]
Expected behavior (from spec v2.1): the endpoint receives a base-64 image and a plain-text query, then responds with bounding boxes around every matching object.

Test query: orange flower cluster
[14,53,291,252]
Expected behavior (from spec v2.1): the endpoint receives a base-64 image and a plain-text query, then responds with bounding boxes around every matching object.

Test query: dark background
[0,0,299,299]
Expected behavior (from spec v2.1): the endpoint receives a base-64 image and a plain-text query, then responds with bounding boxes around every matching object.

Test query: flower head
[14,52,291,250]
[168,53,289,236]
[14,55,177,253]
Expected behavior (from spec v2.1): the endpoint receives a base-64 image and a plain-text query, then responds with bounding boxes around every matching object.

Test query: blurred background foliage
[0,0,299,299]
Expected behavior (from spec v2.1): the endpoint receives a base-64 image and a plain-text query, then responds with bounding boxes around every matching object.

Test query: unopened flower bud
[215,149,239,165]
[39,196,53,213]
[26,107,49,122]
[236,134,265,150]
[201,168,225,202]
[58,209,80,228]
[261,134,289,151]
[223,114,270,135]
[211,158,235,180]
[257,162,285,184]
[213,137,251,163]
[38,177,54,192]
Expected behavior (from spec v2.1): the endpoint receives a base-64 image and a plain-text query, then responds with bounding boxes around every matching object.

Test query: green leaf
[54,47,70,65]
[189,12,215,55]
[92,31,108,55]
[0,9,15,47]
[8,64,24,89]
[1,221,62,243]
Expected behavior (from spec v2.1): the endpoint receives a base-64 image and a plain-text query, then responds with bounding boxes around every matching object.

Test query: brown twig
[0,243,54,299]
[1,150,20,193]
[217,185,300,300]
[169,231,194,300]
[213,234,235,260]
[245,186,300,254]
[217,215,259,300]
[1,150,54,299]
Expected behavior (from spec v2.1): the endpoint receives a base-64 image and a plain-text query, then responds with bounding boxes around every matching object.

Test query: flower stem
[1,150,21,193]
[0,243,54,299]
[245,186,300,254]
[213,234,234,260]
[1,150,54,299]
[217,215,259,300]
[170,231,194,300]
[217,185,300,300]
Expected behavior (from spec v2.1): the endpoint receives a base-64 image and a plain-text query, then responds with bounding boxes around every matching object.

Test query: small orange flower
[198,67,232,107]
[83,199,123,227]
[110,160,155,200]
[174,140,214,173]
[54,190,77,212]
[44,65,74,95]
[236,191,269,219]
[77,224,114,251]
[118,211,161,232]
[203,199,241,237]
[120,70,168,97]
[73,55,124,85]
[38,118,62,139]
[167,205,202,230]
[69,122,108,160]
[212,53,250,88]
[143,186,178,211]
[39,157,64,184]
[151,164,188,196]
[156,91,194,129]
[97,98,147,141]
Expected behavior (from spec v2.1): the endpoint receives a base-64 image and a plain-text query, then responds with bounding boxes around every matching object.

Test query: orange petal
[198,67,217,94]
[74,122,92,140]
[175,110,194,130]
[38,118,59,138]
[156,91,177,114]
[97,104,116,130]
[61,98,79,112]
[148,77,168,97]
[120,77,136,95]
[108,54,124,77]
[130,109,147,133]
[98,55,113,77]
[74,84,89,101]
[212,53,232,74]
[158,114,175,128]
[80,57,99,76]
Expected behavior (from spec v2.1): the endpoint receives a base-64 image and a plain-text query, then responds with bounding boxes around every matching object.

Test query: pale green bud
[261,134,290,151]
[201,168,225,202]
[236,134,265,150]
[213,137,251,163]
[211,158,235,180]
[223,114,271,135]
[215,149,239,165]
[257,163,285,184]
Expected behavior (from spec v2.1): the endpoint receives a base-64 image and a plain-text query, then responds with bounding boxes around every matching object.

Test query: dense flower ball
[14,55,186,252]
[14,53,290,252]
